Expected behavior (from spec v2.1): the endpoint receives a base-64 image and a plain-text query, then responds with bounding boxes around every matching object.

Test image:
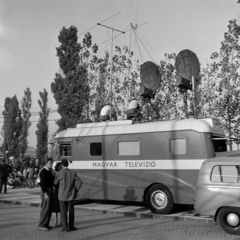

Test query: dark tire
[217,207,240,235]
[145,184,175,214]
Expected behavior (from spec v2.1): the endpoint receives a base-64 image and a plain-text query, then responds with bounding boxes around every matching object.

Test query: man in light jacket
[99,104,117,121]
[126,98,143,121]
[54,159,82,232]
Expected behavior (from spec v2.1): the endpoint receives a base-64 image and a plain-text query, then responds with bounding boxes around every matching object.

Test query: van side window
[60,144,71,156]
[170,139,186,155]
[90,142,102,156]
[118,141,140,156]
[211,165,240,183]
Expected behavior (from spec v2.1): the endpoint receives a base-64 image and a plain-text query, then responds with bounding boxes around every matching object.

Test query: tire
[145,184,175,214]
[217,207,240,235]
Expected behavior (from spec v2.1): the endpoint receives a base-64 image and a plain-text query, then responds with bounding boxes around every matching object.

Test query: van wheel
[217,207,240,235]
[145,184,174,214]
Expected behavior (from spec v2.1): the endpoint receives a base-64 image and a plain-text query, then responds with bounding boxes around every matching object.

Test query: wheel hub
[227,213,240,227]
[151,191,167,209]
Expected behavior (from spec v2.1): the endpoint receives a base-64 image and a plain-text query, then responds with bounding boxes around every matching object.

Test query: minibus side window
[170,139,186,155]
[118,141,140,156]
[211,165,240,183]
[90,142,102,156]
[60,144,71,156]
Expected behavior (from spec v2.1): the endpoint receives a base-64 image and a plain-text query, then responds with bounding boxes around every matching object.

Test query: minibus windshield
[212,135,227,152]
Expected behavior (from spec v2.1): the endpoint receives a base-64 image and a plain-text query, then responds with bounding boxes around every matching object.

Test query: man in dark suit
[38,158,54,231]
[0,158,10,194]
[54,159,82,232]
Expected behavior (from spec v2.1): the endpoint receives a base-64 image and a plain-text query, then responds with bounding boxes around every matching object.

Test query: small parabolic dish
[175,49,200,90]
[139,61,161,99]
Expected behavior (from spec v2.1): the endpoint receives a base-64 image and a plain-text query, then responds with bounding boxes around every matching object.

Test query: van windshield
[212,135,227,152]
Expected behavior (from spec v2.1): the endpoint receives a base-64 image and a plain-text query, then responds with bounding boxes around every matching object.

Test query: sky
[0,0,239,148]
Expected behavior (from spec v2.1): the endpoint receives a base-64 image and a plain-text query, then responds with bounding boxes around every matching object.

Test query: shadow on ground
[74,199,192,214]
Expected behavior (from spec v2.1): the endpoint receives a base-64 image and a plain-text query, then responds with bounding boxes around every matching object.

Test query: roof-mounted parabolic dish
[139,61,161,99]
[175,49,200,91]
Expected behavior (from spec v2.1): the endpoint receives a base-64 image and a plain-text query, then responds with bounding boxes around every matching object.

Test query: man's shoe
[69,227,78,231]
[47,226,53,229]
[61,229,69,232]
[38,227,49,231]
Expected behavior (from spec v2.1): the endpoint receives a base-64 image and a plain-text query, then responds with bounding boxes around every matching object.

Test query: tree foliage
[51,26,96,131]
[35,89,50,163]
[89,51,110,120]
[2,95,23,159]
[79,31,99,121]
[19,87,32,159]
[89,46,140,120]
[110,46,140,118]
[150,53,179,120]
[201,19,240,149]
[51,20,240,152]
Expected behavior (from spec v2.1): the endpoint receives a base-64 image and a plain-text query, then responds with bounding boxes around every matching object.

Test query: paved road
[1,187,239,239]
[0,187,210,222]
[0,187,211,222]
[0,202,239,240]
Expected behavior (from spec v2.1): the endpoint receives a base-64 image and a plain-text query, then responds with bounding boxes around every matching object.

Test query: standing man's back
[54,159,82,232]
[58,168,78,201]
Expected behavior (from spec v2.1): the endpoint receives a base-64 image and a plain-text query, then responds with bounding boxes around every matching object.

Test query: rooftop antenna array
[97,23,125,120]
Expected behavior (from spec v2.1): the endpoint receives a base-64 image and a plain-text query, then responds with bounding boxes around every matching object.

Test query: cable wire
[0,119,59,124]
[132,29,143,63]
[134,29,157,64]
[0,110,58,118]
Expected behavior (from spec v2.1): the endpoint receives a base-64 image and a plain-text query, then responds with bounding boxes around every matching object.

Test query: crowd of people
[38,158,82,232]
[0,158,43,192]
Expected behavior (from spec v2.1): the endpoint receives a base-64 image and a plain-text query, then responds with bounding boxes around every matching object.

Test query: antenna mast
[97,23,125,120]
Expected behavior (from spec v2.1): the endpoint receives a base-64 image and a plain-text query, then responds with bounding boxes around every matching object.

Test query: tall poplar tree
[51,26,92,131]
[2,95,23,159]
[19,87,32,160]
[35,89,50,164]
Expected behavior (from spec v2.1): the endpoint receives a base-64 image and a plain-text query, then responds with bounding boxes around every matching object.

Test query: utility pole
[97,23,125,120]
[192,75,196,118]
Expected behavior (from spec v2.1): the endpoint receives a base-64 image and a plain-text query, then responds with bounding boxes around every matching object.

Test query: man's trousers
[38,187,53,228]
[59,200,75,230]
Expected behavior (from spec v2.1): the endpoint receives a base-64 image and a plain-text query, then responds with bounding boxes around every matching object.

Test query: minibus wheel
[146,184,174,214]
[217,207,240,235]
